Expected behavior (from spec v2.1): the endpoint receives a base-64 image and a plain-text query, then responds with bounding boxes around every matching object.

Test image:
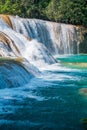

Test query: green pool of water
[57,54,87,69]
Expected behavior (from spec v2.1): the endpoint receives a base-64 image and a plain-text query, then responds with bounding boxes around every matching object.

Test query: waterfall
[0,15,85,68]
[0,60,33,88]
[0,17,55,70]
[0,14,84,73]
[10,16,80,55]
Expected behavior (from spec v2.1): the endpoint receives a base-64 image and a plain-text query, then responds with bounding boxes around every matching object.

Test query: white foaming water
[0,18,56,73]
[23,39,55,68]
[10,16,79,55]
[0,29,55,67]
[39,63,81,83]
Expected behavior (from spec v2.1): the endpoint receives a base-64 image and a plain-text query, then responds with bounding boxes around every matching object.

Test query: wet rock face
[79,33,87,53]
[0,14,13,28]
[0,31,21,57]
[76,26,87,53]
[79,88,87,96]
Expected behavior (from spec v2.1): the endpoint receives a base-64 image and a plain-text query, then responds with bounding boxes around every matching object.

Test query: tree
[46,0,87,26]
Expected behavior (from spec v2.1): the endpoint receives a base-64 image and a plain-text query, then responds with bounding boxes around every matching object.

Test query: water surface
[0,55,87,130]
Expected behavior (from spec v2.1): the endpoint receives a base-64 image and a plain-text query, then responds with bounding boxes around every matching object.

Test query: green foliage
[0,0,21,15]
[46,0,87,26]
[0,0,87,26]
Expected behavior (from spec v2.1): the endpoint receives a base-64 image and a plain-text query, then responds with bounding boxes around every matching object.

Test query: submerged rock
[79,88,87,96]
[81,118,87,124]
[81,118,87,130]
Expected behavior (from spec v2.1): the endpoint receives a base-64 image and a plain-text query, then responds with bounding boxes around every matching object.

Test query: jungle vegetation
[0,0,87,26]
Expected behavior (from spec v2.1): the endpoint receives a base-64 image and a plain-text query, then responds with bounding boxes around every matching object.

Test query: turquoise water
[0,55,87,130]
[57,54,87,63]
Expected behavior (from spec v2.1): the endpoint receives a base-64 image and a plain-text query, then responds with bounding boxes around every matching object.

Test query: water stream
[0,16,87,130]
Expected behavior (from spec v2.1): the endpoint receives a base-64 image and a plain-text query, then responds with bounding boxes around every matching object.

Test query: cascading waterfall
[0,15,85,79]
[0,15,87,130]
[10,16,80,55]
[0,15,86,72]
[0,60,33,88]
[0,17,55,69]
[0,15,86,83]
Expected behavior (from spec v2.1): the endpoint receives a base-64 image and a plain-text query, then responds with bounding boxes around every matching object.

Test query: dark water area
[0,55,87,130]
